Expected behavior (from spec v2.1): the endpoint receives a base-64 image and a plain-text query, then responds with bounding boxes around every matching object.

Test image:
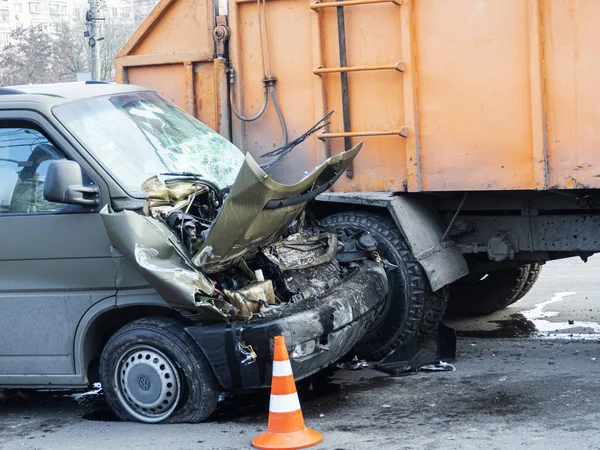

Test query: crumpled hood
[193,143,362,273]
[100,143,361,312]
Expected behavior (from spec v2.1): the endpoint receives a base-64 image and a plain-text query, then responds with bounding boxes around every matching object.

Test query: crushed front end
[186,259,387,390]
[100,140,389,390]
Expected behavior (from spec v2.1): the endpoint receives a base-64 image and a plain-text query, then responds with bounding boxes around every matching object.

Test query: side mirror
[44,160,99,207]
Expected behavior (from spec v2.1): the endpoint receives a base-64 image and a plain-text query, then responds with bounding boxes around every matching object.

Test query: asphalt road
[2,257,600,450]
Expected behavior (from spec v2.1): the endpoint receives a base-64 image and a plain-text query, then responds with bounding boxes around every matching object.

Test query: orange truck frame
[115,0,600,328]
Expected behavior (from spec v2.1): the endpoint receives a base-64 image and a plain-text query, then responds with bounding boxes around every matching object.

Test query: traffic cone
[252,336,323,450]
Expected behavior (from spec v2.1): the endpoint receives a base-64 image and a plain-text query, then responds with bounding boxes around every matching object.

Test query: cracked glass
[53,92,244,196]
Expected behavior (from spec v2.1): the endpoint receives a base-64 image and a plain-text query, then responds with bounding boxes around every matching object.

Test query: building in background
[1,0,85,47]
[0,0,157,50]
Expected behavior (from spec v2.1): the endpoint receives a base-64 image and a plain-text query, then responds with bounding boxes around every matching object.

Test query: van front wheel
[99,317,219,423]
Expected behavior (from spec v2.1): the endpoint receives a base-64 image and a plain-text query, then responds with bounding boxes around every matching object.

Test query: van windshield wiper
[260,111,333,170]
[160,172,205,178]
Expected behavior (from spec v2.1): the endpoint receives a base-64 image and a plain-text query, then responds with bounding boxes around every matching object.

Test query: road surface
[1,257,600,449]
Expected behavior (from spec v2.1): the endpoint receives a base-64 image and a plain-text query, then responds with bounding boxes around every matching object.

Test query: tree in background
[0,4,151,86]
[53,22,90,81]
[0,24,92,86]
[0,26,59,86]
[100,19,138,81]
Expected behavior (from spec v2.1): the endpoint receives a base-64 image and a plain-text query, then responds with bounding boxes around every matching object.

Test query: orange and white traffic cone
[252,336,323,450]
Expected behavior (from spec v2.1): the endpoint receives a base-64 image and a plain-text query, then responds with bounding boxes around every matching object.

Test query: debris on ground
[375,324,458,375]
[337,356,369,370]
[0,389,28,402]
[71,383,104,408]
[418,362,456,372]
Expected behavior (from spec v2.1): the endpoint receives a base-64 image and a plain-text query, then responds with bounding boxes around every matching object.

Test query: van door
[0,117,116,382]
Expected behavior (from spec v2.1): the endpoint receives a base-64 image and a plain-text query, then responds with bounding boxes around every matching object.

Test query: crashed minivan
[0,83,388,423]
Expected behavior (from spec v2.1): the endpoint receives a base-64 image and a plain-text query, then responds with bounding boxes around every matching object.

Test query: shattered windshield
[53,92,245,195]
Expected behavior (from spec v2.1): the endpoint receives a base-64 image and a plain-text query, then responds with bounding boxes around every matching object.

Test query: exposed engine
[142,176,222,254]
[142,175,383,326]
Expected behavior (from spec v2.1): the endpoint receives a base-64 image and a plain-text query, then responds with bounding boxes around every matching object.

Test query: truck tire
[99,317,219,424]
[419,287,449,338]
[321,212,427,361]
[509,263,542,303]
[447,265,530,316]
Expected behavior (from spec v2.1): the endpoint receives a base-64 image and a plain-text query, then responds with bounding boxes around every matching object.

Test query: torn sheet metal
[262,232,337,270]
[142,175,208,213]
[100,205,230,318]
[193,143,362,273]
[224,277,276,319]
[192,296,238,322]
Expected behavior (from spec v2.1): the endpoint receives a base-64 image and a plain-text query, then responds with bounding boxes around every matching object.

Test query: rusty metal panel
[229,0,320,184]
[415,0,535,191]
[229,0,408,188]
[320,4,407,192]
[127,64,187,106]
[544,0,600,189]
[125,62,216,131]
[115,0,225,137]
[193,62,218,131]
[120,0,214,57]
[118,0,600,193]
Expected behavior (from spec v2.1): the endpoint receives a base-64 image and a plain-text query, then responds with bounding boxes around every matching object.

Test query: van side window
[0,127,65,214]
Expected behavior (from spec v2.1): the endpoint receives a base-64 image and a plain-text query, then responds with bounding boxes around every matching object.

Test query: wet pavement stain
[460,389,539,416]
[72,369,359,424]
[207,391,270,423]
[209,370,349,422]
[456,314,537,339]
[82,408,120,422]
[1,360,466,427]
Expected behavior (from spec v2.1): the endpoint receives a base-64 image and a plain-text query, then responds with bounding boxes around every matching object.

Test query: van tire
[99,316,219,423]
[321,212,427,362]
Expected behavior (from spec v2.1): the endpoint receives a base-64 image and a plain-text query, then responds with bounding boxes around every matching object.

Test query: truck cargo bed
[116,0,600,193]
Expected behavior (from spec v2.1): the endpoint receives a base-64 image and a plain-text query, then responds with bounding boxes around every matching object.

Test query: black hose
[268,83,288,148]
[228,71,288,150]
[229,72,269,122]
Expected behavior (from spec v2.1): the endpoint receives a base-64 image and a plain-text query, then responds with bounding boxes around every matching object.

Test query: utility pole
[85,0,103,80]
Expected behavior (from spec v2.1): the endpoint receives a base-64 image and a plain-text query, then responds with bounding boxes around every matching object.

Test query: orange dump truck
[115,0,600,356]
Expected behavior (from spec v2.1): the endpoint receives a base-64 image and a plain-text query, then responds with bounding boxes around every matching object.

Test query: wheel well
[312,196,469,291]
[310,200,387,220]
[82,306,182,384]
